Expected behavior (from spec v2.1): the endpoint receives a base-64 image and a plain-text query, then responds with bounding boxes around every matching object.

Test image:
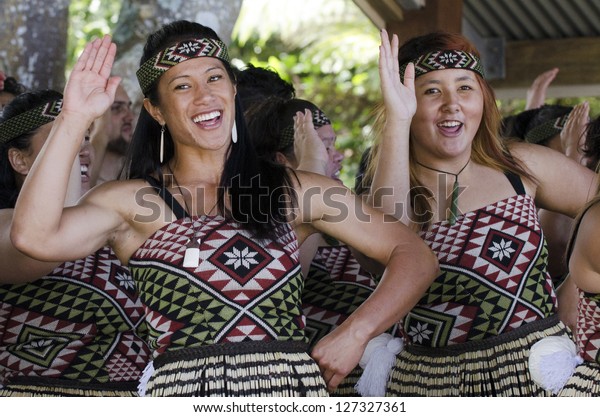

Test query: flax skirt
[0,377,138,397]
[145,340,329,397]
[387,315,568,396]
[559,362,600,396]
[327,366,362,397]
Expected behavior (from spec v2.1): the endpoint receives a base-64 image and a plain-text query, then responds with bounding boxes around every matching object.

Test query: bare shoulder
[507,140,594,195]
[79,178,171,260]
[578,202,600,237]
[570,202,600,291]
[572,202,600,263]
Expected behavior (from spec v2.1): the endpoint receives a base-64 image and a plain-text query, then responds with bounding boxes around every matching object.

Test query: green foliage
[231,0,380,188]
[66,0,121,72]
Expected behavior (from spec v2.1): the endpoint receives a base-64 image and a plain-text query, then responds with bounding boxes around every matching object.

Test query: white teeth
[193,111,221,123]
[80,165,88,174]
[438,121,462,127]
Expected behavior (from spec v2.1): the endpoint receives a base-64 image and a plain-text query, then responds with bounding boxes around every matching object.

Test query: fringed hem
[0,377,139,397]
[558,362,600,397]
[387,316,567,396]
[147,342,328,397]
[330,366,362,397]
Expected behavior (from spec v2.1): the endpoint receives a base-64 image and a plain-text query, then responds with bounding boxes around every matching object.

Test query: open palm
[62,35,120,124]
[379,29,416,122]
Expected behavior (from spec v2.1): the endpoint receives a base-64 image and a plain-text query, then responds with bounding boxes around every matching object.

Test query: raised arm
[367,29,416,224]
[11,36,124,262]
[294,109,329,176]
[295,172,439,391]
[525,68,559,110]
[560,101,589,163]
[293,109,338,276]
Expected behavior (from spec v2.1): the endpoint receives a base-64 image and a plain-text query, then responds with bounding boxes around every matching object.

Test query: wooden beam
[397,0,426,10]
[490,37,600,97]
[387,0,463,43]
[353,0,404,29]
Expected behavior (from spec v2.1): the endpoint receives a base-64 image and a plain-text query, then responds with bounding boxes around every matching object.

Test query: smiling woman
[9,20,439,397]
[364,29,598,396]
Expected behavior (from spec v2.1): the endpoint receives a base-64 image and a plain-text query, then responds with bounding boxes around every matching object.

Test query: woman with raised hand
[364,29,597,396]
[11,21,438,396]
[245,96,390,396]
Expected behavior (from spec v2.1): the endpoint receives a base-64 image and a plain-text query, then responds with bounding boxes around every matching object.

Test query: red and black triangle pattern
[302,245,379,347]
[576,289,600,363]
[0,247,150,385]
[404,195,557,347]
[129,217,306,357]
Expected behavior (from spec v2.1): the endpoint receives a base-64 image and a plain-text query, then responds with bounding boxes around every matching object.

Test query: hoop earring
[231,121,238,144]
[160,125,165,163]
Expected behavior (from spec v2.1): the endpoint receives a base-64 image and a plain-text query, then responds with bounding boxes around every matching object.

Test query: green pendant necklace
[416,159,470,225]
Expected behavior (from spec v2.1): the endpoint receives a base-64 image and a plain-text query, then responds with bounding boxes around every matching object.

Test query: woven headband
[524,113,570,145]
[399,49,485,80]
[0,99,62,144]
[136,37,230,95]
[278,108,331,150]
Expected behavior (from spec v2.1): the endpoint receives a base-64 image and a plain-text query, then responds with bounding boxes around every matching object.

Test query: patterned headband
[136,37,230,95]
[524,113,570,145]
[278,108,331,150]
[0,99,62,144]
[399,49,485,80]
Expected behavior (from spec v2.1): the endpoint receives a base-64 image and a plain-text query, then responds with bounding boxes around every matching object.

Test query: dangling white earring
[160,125,165,163]
[231,121,238,144]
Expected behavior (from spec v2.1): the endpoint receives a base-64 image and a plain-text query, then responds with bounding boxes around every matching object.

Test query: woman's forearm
[340,241,438,340]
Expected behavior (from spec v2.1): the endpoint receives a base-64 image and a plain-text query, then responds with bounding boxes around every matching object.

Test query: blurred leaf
[231,0,380,188]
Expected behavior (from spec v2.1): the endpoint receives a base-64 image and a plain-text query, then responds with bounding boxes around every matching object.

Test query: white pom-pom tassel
[355,333,403,397]
[137,360,155,397]
[529,335,583,394]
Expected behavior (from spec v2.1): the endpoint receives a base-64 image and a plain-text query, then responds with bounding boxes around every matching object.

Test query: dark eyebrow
[167,74,190,86]
[205,66,223,73]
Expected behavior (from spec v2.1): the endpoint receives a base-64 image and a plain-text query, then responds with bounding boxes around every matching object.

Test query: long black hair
[1,76,28,97]
[125,20,297,239]
[0,89,62,209]
[244,95,295,163]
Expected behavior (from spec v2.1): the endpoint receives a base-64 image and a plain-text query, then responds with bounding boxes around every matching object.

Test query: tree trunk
[111,0,243,108]
[0,0,69,90]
